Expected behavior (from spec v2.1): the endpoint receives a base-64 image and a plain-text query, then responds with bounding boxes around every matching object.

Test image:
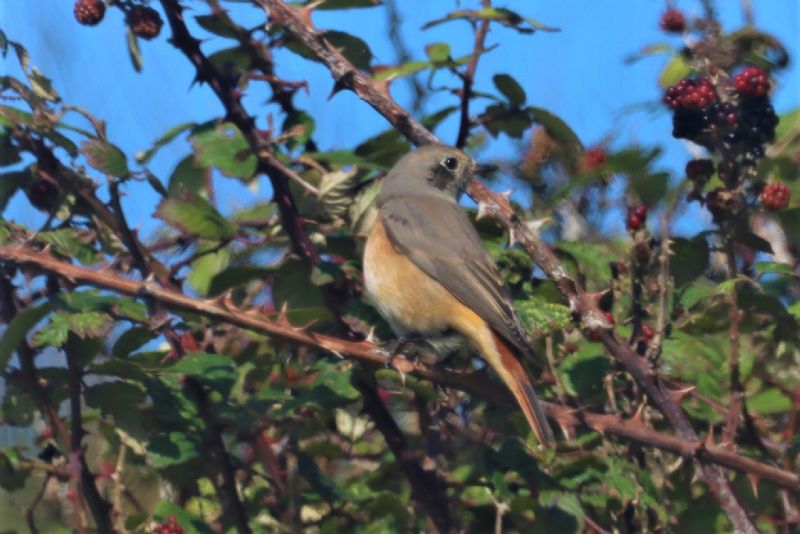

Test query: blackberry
[761,182,790,210]
[74,0,105,26]
[717,160,739,186]
[706,187,739,218]
[659,8,686,33]
[128,6,163,40]
[582,146,607,171]
[664,78,718,142]
[27,179,59,212]
[685,159,714,181]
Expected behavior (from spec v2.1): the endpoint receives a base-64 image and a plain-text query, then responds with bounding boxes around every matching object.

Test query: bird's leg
[384,334,424,368]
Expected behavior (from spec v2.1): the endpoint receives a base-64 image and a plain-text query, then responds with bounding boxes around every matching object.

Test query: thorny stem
[455,0,491,149]
[65,336,116,533]
[1,244,798,498]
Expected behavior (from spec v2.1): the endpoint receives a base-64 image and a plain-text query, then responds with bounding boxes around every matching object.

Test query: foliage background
[0,0,799,532]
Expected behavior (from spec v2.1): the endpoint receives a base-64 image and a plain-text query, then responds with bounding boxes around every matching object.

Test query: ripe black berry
[27,179,59,212]
[128,6,163,40]
[627,204,648,231]
[761,182,790,211]
[685,159,714,181]
[659,8,686,33]
[733,66,770,98]
[74,0,105,26]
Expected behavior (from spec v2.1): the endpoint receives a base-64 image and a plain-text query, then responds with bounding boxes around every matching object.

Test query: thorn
[668,385,695,404]
[524,217,551,234]
[37,244,52,256]
[298,0,325,25]
[296,319,318,332]
[703,424,715,449]
[508,227,519,247]
[476,201,492,221]
[365,327,377,344]
[374,78,393,97]
[629,401,646,427]
[221,290,236,310]
[143,272,156,284]
[746,473,760,498]
[327,75,351,101]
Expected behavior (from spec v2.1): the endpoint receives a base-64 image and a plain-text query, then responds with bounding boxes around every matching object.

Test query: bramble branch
[0,244,797,498]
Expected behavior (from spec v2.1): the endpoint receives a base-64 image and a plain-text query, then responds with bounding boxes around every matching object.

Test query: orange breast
[364,216,480,336]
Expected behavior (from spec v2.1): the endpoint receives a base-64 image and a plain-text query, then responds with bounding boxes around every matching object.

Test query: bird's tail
[490,332,556,446]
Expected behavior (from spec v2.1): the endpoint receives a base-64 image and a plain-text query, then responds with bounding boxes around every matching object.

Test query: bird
[362,143,556,446]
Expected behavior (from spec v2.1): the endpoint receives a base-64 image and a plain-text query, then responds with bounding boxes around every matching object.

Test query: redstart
[363,144,556,446]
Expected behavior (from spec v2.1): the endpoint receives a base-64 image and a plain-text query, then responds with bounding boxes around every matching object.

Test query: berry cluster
[626,204,648,231]
[154,516,185,534]
[664,69,778,172]
[761,182,790,211]
[659,8,686,33]
[74,1,163,40]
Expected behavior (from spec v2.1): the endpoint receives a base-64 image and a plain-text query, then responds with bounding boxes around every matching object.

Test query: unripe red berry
[582,146,607,171]
[733,66,770,98]
[659,8,686,33]
[74,0,105,26]
[761,182,790,211]
[627,204,648,231]
[641,324,656,343]
[128,6,163,40]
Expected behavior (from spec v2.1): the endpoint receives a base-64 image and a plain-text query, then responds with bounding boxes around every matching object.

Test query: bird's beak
[475,163,499,176]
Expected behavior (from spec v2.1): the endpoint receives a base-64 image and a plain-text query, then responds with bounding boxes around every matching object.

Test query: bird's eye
[443,157,458,171]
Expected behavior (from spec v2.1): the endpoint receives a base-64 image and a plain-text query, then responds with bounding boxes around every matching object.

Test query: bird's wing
[379,195,533,357]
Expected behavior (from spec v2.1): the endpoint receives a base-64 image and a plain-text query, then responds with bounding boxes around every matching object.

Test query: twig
[455,0,491,149]
[354,374,457,533]
[722,229,743,446]
[1,244,798,497]
[65,335,115,533]
[253,3,758,529]
[25,473,51,534]
[183,377,253,534]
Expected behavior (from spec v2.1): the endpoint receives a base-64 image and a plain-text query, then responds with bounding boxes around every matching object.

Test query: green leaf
[112,327,158,357]
[0,303,52,368]
[136,122,196,164]
[282,110,315,150]
[659,54,693,88]
[166,352,236,396]
[272,259,334,324]
[778,208,800,250]
[373,60,431,81]
[81,139,129,177]
[425,42,451,64]
[0,133,22,166]
[423,7,558,33]
[126,27,143,72]
[33,311,109,347]
[528,106,582,149]
[325,31,373,70]
[0,450,28,491]
[748,388,791,415]
[149,432,202,469]
[190,122,256,179]
[313,0,381,9]
[482,103,532,138]
[84,381,146,435]
[194,14,240,38]
[630,172,669,206]
[286,31,372,71]
[493,74,526,107]
[0,170,26,212]
[671,236,709,288]
[515,297,570,335]
[167,154,210,196]
[36,229,101,265]
[155,188,236,240]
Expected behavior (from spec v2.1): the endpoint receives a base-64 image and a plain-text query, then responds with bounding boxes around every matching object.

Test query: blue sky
[2,1,798,238]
